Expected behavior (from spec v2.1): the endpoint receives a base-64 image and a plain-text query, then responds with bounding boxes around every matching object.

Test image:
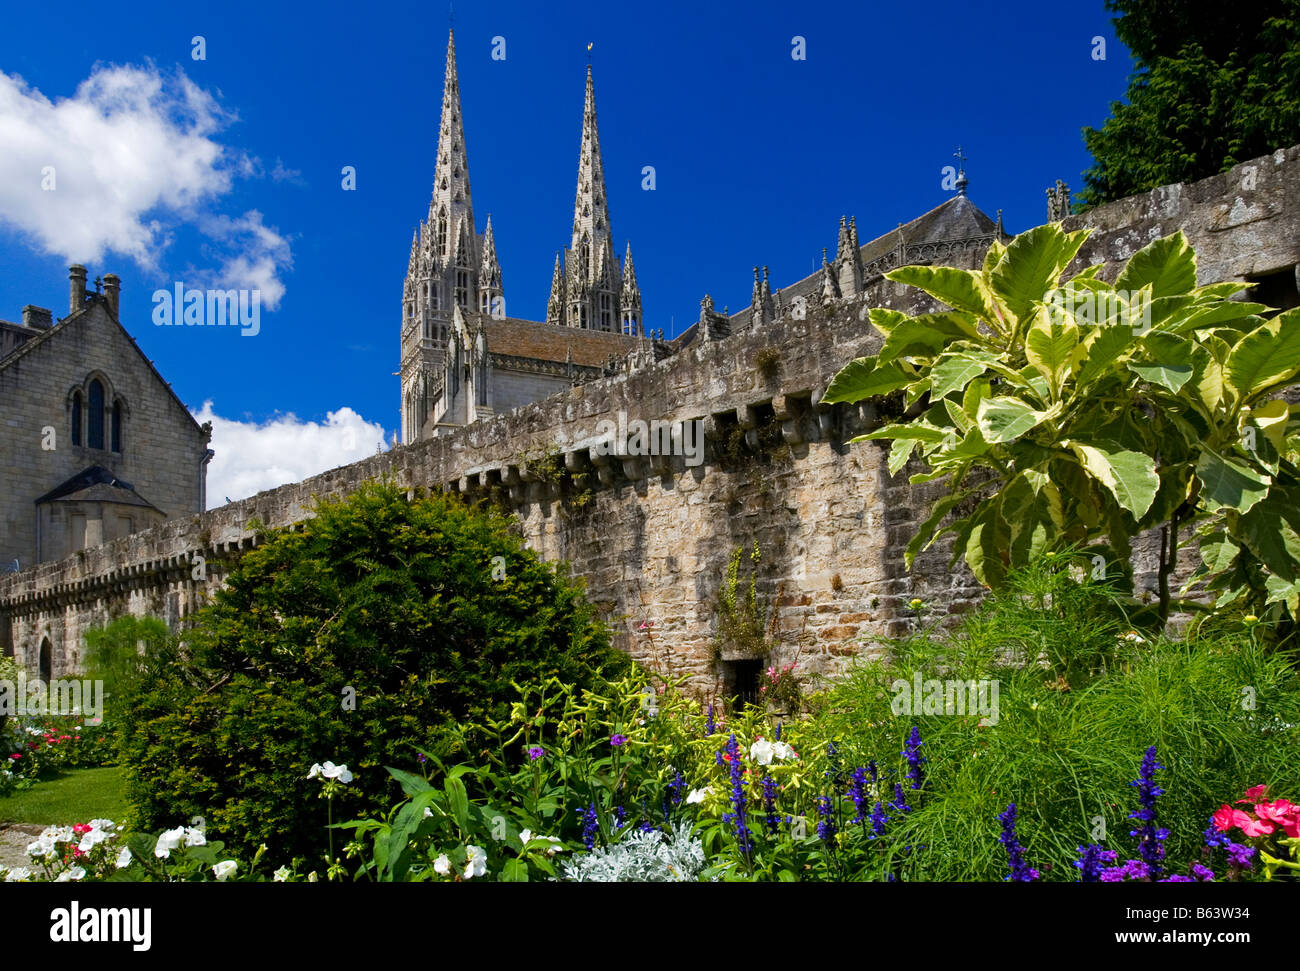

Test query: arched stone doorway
[38,637,52,682]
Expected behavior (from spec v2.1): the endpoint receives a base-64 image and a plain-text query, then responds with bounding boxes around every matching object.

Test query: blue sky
[0,0,1133,503]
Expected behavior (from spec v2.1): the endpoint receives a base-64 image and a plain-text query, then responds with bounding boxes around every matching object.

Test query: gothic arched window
[88,379,105,449]
[437,210,448,255]
[71,390,82,445]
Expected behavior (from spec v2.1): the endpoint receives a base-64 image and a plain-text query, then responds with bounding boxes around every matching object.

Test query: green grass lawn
[0,767,129,825]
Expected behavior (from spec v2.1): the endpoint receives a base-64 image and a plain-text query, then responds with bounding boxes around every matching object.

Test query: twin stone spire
[403,31,641,338]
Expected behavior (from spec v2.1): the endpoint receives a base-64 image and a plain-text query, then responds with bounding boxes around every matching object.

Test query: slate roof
[482,316,644,368]
[722,194,1001,332]
[34,465,161,511]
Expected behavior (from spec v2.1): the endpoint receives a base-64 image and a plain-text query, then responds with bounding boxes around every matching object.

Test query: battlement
[6,144,1300,692]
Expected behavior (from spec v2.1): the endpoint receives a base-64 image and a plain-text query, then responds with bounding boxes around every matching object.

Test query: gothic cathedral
[399,31,645,444]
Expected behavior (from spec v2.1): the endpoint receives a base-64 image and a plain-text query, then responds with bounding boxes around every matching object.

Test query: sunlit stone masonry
[4,145,1300,702]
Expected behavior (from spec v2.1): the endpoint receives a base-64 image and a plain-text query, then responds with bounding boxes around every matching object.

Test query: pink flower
[1255,800,1300,837]
[1239,814,1276,838]
[1212,804,1249,832]
[1237,784,1269,805]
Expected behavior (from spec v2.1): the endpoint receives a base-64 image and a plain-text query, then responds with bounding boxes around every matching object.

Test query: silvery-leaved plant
[561,821,713,882]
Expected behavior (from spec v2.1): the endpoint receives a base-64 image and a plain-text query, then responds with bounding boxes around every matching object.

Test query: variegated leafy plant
[823,225,1300,627]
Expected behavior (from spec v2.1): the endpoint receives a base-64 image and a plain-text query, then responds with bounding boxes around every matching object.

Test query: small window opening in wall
[39,637,52,681]
[1246,266,1300,316]
[723,659,763,709]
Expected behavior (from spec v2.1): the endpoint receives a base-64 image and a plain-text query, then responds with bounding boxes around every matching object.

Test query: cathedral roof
[717,193,1001,334]
[481,317,641,368]
[35,465,161,511]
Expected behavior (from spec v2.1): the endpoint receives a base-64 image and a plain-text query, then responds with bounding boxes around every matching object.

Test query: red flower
[1237,784,1269,805]
[1256,799,1300,838]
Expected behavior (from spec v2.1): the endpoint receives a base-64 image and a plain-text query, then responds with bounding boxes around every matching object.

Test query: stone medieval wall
[4,146,1300,695]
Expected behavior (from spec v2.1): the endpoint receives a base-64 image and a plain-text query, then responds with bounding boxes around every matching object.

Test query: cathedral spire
[430,29,476,264]
[570,65,612,259]
[620,241,642,335]
[551,61,637,332]
[478,215,503,315]
[547,252,564,326]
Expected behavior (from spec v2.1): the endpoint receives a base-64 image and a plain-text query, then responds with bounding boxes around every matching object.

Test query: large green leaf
[1129,332,1195,392]
[1224,310,1300,403]
[1195,447,1271,514]
[878,313,979,363]
[1114,231,1197,298]
[1073,323,1137,389]
[886,264,1000,319]
[976,397,1052,443]
[1025,310,1079,395]
[858,421,948,444]
[989,224,1090,322]
[1238,502,1300,581]
[887,437,917,475]
[867,307,910,337]
[931,351,999,400]
[822,357,912,404]
[931,425,990,468]
[1067,442,1160,517]
[1198,532,1240,573]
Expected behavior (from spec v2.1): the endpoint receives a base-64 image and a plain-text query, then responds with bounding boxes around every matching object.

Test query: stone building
[399,31,646,443]
[0,266,212,580]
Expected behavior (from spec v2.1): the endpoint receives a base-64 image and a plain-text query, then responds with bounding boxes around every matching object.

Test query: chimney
[68,264,87,315]
[102,273,121,317]
[21,305,53,330]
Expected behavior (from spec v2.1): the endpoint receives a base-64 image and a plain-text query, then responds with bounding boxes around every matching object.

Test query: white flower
[4,867,31,882]
[433,854,451,876]
[212,861,238,882]
[55,866,86,882]
[116,847,133,869]
[308,761,353,784]
[77,832,101,853]
[685,786,712,804]
[88,818,116,833]
[423,808,433,819]
[155,826,186,858]
[464,845,487,879]
[750,738,775,765]
[772,741,795,761]
[184,827,207,847]
[519,830,564,856]
[273,866,291,882]
[306,871,318,883]
[1122,631,1145,643]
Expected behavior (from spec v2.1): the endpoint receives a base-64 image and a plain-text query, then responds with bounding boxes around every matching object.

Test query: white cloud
[0,63,293,303]
[192,210,293,310]
[193,401,390,508]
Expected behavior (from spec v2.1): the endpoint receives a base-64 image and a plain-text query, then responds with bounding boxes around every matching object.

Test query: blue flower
[848,767,871,825]
[816,795,837,848]
[720,734,752,855]
[997,803,1040,882]
[668,769,686,806]
[705,704,715,736]
[1127,746,1167,877]
[869,802,888,839]
[889,782,911,815]
[1227,842,1255,870]
[1073,844,1115,882]
[578,803,599,850]
[761,774,781,836]
[903,726,926,790]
